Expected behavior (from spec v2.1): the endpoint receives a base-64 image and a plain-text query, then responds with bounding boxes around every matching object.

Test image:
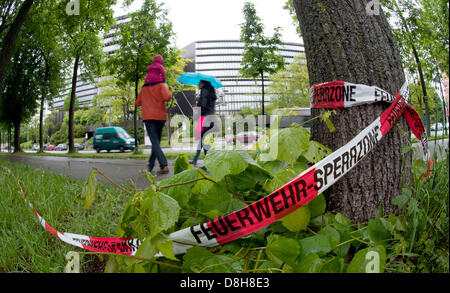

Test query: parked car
[46,144,56,151]
[32,145,40,151]
[93,127,135,153]
[55,144,67,151]
[226,131,260,145]
[74,143,85,151]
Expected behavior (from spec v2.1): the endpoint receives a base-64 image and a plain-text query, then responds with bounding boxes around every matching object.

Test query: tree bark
[13,119,20,152]
[0,0,34,101]
[134,54,140,152]
[261,71,265,116]
[39,58,50,152]
[69,55,80,153]
[293,0,411,222]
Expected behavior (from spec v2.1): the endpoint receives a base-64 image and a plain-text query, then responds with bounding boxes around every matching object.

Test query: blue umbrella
[177,72,224,89]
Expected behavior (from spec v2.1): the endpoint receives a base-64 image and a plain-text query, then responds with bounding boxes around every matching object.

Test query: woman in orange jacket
[135,82,172,174]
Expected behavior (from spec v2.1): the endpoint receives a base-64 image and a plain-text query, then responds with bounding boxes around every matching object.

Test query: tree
[293,0,411,222]
[56,0,116,153]
[283,0,301,37]
[24,1,64,152]
[95,76,135,124]
[268,54,309,108]
[240,2,285,116]
[0,27,44,152]
[108,0,177,152]
[380,0,449,135]
[0,0,34,104]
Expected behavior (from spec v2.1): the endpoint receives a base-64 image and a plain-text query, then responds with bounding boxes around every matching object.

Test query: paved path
[412,138,448,160]
[0,153,203,190]
[1,139,446,190]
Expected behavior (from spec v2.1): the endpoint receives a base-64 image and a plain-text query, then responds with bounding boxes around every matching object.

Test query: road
[0,153,204,190]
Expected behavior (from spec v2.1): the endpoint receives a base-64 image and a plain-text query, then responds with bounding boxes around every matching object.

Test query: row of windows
[197,48,245,55]
[197,69,278,79]
[223,86,268,94]
[220,95,275,103]
[196,62,241,70]
[196,48,303,58]
[215,101,272,113]
[196,41,242,49]
[196,41,303,52]
[221,80,270,86]
[197,55,243,63]
[196,57,298,71]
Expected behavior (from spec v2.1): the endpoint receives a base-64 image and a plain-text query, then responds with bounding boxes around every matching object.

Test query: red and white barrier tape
[311,81,429,162]
[4,81,430,257]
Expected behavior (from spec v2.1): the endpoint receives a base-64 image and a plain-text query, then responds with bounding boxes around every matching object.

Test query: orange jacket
[135,83,172,121]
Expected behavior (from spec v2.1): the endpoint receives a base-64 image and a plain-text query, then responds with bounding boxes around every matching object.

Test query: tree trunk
[8,126,11,152]
[411,44,431,136]
[134,77,139,152]
[69,55,80,153]
[293,0,411,222]
[13,119,20,152]
[134,55,140,152]
[394,2,431,136]
[261,71,265,116]
[39,59,50,152]
[0,0,34,101]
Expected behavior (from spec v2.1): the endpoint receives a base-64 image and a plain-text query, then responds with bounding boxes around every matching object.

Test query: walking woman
[190,80,217,167]
[136,82,172,174]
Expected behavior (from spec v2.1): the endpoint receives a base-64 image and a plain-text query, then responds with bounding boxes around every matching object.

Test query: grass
[0,158,131,273]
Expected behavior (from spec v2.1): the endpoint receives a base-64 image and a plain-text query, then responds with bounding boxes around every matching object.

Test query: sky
[113,0,302,48]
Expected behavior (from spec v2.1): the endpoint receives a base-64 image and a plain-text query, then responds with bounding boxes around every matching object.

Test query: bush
[50,129,66,145]
[74,124,86,138]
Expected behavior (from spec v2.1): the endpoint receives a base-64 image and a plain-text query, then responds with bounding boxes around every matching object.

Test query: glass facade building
[51,16,128,110]
[181,40,305,116]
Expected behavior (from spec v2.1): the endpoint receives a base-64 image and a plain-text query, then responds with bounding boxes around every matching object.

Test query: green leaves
[159,168,200,208]
[320,110,337,133]
[367,218,393,243]
[280,206,310,232]
[136,234,178,261]
[78,171,98,210]
[269,127,310,164]
[204,149,249,181]
[347,246,386,273]
[141,189,180,238]
[196,183,246,219]
[173,154,193,175]
[266,234,300,268]
[295,253,325,273]
[303,141,332,164]
[182,247,243,273]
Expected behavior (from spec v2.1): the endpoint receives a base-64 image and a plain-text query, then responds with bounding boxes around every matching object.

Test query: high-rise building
[51,15,128,110]
[178,40,305,116]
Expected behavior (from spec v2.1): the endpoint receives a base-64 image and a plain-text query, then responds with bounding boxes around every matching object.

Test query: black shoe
[189,160,197,167]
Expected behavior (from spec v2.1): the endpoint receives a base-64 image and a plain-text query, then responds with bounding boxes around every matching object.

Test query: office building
[178,40,305,116]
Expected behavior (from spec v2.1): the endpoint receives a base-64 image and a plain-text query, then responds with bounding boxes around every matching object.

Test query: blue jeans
[144,120,168,170]
[192,124,214,164]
